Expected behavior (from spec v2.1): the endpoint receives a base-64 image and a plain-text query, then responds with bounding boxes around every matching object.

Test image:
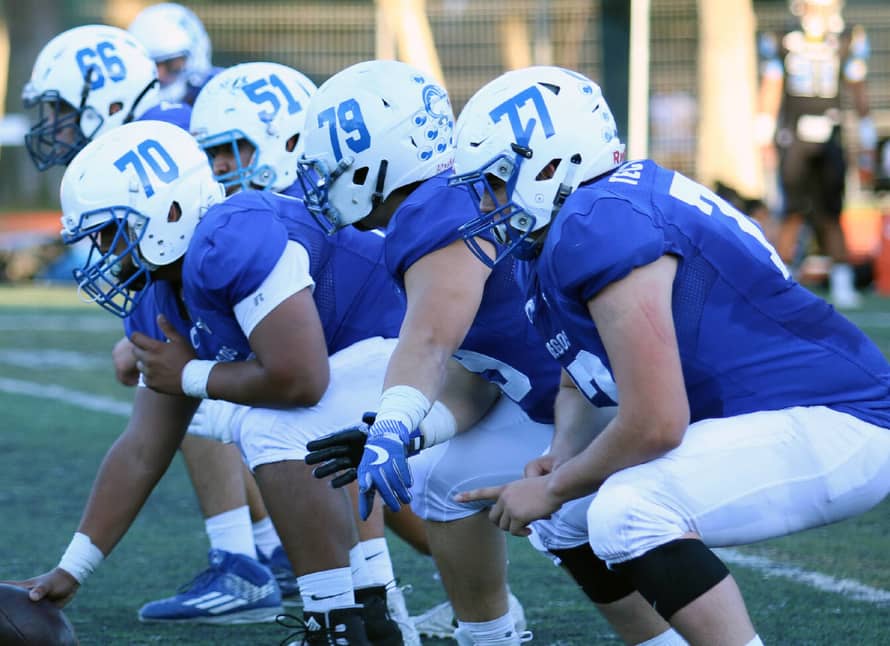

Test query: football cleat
[137,549,283,624]
[355,585,404,646]
[454,625,533,646]
[387,584,421,646]
[277,606,371,646]
[411,591,527,640]
[259,545,301,603]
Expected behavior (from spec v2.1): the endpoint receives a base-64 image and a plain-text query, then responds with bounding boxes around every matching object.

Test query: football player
[757,0,876,308]
[452,65,890,646]
[298,61,685,646]
[23,27,291,624]
[127,2,219,105]
[6,119,424,643]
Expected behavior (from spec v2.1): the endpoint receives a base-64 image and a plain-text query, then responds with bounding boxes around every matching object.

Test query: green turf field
[0,285,887,645]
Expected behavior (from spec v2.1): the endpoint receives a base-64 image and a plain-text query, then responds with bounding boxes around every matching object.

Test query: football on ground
[0,583,78,645]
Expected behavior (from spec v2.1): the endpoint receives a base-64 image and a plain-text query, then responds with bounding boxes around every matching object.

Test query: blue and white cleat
[259,545,301,603]
[138,549,283,624]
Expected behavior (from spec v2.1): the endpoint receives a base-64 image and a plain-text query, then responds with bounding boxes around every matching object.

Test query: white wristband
[376,385,431,434]
[418,400,457,449]
[181,359,217,399]
[58,532,104,584]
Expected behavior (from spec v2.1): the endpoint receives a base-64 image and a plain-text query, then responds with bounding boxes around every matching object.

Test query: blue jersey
[138,101,193,131]
[386,172,560,423]
[523,159,890,428]
[128,191,403,362]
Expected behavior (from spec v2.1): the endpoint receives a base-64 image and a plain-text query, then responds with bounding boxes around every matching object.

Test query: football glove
[305,412,376,488]
[356,419,422,520]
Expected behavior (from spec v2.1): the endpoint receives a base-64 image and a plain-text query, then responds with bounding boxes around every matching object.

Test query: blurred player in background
[128,2,220,105]
[757,0,877,308]
[451,64,890,646]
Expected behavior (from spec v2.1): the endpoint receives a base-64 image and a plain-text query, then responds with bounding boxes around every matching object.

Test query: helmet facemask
[66,206,154,318]
[296,154,357,234]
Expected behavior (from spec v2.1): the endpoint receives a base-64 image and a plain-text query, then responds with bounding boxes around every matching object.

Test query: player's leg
[238,337,405,644]
[531,497,685,646]
[817,136,860,308]
[775,138,810,267]
[138,433,283,625]
[244,462,299,600]
[410,397,550,645]
[588,406,890,645]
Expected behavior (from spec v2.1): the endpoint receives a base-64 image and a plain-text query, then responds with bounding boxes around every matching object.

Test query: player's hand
[356,419,418,520]
[130,314,196,396]
[306,421,372,489]
[858,150,876,190]
[455,475,562,537]
[524,454,556,477]
[1,568,80,608]
[111,336,140,386]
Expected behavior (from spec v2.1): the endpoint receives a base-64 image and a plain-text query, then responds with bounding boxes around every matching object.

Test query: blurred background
[0,0,889,286]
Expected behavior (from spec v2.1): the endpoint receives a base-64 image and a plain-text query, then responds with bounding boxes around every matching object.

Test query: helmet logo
[318,98,371,162]
[243,73,305,121]
[489,85,555,146]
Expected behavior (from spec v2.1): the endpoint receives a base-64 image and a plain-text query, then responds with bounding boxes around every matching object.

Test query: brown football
[0,583,78,645]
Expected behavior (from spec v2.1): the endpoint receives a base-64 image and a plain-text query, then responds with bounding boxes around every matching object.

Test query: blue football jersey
[138,101,193,131]
[386,172,560,423]
[181,190,403,362]
[123,280,192,341]
[523,159,890,428]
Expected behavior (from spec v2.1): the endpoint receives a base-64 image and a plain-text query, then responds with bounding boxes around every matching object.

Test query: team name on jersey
[608,161,645,185]
[545,330,572,359]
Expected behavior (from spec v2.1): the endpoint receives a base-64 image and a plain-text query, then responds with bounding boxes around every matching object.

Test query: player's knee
[550,543,636,605]
[586,482,685,564]
[611,539,730,621]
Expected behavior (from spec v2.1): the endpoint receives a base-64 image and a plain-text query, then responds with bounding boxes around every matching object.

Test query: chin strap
[371,159,389,208]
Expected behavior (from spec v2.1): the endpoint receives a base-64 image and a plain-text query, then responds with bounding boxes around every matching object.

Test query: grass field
[0,284,887,645]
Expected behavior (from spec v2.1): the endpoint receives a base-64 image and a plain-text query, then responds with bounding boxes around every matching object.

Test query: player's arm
[132,241,330,408]
[383,237,494,406]
[7,387,197,606]
[755,32,784,150]
[111,336,140,387]
[546,254,689,503]
[202,287,329,408]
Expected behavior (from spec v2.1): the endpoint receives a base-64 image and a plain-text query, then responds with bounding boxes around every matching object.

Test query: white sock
[457,611,517,644]
[635,627,688,645]
[298,567,355,613]
[350,543,375,589]
[361,537,396,590]
[204,505,256,559]
[251,517,282,559]
[744,637,764,646]
[830,262,855,291]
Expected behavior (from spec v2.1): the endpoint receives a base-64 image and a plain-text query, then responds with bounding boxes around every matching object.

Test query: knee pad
[612,538,729,621]
[550,544,636,605]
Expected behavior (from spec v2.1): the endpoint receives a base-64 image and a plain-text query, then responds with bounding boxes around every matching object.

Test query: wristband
[58,532,104,584]
[375,385,431,436]
[181,359,217,399]
[418,400,457,449]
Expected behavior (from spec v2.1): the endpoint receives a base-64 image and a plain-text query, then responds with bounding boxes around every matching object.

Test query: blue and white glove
[357,419,422,520]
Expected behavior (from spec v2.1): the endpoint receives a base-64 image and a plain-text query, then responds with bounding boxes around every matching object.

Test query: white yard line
[0,314,120,332]
[0,376,131,417]
[716,548,890,604]
[0,348,107,370]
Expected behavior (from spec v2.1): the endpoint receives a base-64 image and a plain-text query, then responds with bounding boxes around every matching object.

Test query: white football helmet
[191,62,317,192]
[22,25,159,170]
[452,66,624,265]
[297,59,454,233]
[128,2,213,102]
[60,120,224,317]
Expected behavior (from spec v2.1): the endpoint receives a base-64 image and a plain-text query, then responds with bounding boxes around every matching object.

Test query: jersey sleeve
[185,194,289,312]
[550,197,667,302]
[233,240,313,337]
[137,102,193,131]
[385,180,478,283]
[123,288,162,339]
